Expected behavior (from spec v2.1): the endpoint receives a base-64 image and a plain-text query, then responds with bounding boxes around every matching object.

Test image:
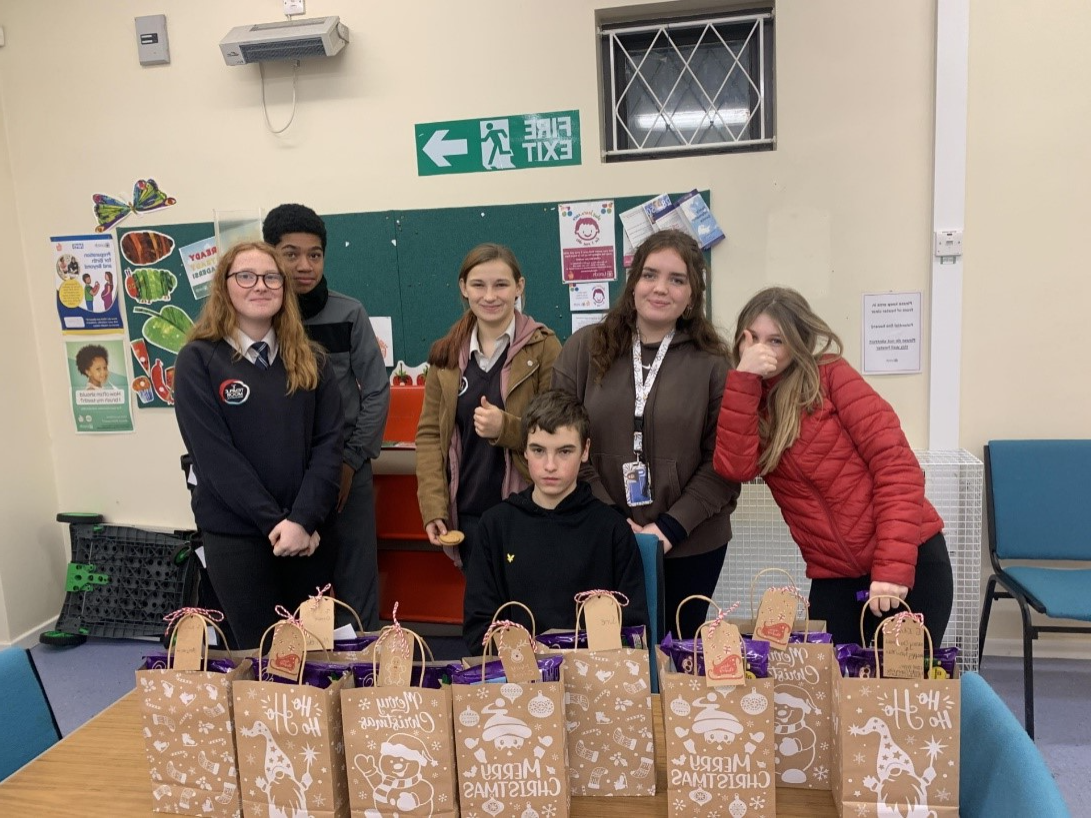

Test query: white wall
[0,94,66,642]
[0,0,1083,649]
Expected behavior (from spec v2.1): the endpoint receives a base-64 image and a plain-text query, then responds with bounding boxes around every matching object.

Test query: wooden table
[0,692,837,817]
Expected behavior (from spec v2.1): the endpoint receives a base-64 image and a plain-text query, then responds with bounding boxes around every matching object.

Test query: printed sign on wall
[416,110,581,176]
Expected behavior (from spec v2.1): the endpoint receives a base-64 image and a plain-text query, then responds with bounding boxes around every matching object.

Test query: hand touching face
[737,313,792,378]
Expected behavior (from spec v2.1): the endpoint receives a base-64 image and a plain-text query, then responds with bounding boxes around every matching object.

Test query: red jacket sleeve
[824,359,924,587]
[714,369,764,483]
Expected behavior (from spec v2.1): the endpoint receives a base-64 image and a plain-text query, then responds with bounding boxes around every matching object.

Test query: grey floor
[27,640,1088,816]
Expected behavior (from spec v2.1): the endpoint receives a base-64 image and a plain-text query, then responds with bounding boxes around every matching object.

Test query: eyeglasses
[227,271,285,289]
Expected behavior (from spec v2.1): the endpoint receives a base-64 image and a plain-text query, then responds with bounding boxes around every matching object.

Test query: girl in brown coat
[415,243,560,570]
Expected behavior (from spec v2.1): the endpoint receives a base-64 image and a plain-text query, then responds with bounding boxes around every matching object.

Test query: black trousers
[665,544,729,639]
[202,531,337,650]
[806,532,953,646]
[455,512,482,573]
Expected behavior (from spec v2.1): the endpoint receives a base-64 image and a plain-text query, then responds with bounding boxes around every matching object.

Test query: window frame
[599,8,776,162]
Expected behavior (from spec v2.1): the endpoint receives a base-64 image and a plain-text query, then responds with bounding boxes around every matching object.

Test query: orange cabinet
[375,383,464,624]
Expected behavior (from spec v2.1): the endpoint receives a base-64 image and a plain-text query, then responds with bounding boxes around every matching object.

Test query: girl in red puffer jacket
[713,286,952,645]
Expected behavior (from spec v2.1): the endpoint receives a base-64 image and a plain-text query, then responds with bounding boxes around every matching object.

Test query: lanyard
[631,329,673,456]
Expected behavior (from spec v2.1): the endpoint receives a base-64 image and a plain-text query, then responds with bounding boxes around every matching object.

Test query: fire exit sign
[415,110,582,176]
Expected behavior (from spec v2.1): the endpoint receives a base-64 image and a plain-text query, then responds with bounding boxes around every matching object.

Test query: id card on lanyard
[624,329,673,507]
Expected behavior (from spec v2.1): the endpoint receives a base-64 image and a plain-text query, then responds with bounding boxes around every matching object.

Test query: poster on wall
[568,281,610,312]
[369,316,394,367]
[176,235,218,300]
[558,199,616,283]
[861,291,922,375]
[64,337,133,433]
[51,234,124,332]
[118,225,200,408]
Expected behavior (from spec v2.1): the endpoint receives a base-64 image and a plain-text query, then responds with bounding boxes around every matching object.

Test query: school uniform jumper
[462,482,650,652]
[174,338,344,648]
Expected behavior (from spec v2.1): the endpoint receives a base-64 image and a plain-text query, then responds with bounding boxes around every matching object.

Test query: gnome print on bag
[773,685,819,784]
[850,716,939,818]
[355,732,437,817]
[238,720,314,818]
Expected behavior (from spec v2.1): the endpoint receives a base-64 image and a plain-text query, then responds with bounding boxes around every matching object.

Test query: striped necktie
[251,341,270,370]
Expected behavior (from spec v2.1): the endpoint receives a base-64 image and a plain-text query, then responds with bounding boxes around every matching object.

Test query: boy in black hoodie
[462,390,648,652]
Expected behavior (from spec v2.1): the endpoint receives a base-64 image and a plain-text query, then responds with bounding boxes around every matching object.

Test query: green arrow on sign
[415,110,581,176]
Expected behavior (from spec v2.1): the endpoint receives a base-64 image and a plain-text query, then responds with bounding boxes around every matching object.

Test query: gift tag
[171,614,207,671]
[703,621,745,688]
[299,596,335,651]
[753,588,798,650]
[880,617,926,679]
[267,624,306,681]
[583,593,623,651]
[376,633,413,688]
[496,627,541,683]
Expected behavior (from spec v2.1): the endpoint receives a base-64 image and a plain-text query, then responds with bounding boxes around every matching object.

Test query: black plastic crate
[52,524,197,639]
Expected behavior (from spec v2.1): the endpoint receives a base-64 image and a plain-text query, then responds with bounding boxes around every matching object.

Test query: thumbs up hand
[737,329,780,379]
[473,395,504,440]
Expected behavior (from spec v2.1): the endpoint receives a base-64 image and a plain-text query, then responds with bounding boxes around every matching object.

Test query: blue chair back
[634,533,664,692]
[987,440,1091,560]
[0,647,61,780]
[959,672,1070,817]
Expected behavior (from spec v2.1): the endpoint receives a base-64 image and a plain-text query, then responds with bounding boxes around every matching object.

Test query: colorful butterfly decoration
[92,178,177,233]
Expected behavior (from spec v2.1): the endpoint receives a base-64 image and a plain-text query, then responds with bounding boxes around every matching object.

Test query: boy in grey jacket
[264,203,390,629]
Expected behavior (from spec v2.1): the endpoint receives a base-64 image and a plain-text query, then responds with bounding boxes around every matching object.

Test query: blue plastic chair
[634,532,664,692]
[0,647,61,780]
[959,672,1070,816]
[978,440,1091,738]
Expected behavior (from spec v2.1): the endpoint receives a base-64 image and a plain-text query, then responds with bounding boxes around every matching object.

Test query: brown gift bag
[659,596,777,818]
[832,599,960,817]
[233,611,355,818]
[562,590,656,796]
[341,620,459,818]
[452,613,570,818]
[137,608,254,818]
[740,569,836,791]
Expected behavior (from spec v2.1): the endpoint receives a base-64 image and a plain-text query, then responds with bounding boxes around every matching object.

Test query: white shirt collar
[469,315,516,372]
[227,327,278,364]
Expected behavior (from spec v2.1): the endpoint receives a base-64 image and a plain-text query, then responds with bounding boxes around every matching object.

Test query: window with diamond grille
[600,9,775,160]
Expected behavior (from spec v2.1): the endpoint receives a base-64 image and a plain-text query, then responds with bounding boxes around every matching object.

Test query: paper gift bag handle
[870,610,935,680]
[674,593,722,641]
[573,590,627,649]
[293,594,365,636]
[857,594,914,647]
[256,611,328,683]
[163,608,234,669]
[747,567,800,617]
[747,570,811,639]
[489,600,538,640]
[368,614,435,687]
[480,619,538,683]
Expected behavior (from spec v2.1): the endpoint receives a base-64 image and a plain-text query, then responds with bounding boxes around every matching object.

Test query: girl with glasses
[173,241,344,649]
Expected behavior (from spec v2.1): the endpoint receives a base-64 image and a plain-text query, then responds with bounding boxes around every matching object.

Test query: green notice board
[120,192,708,408]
